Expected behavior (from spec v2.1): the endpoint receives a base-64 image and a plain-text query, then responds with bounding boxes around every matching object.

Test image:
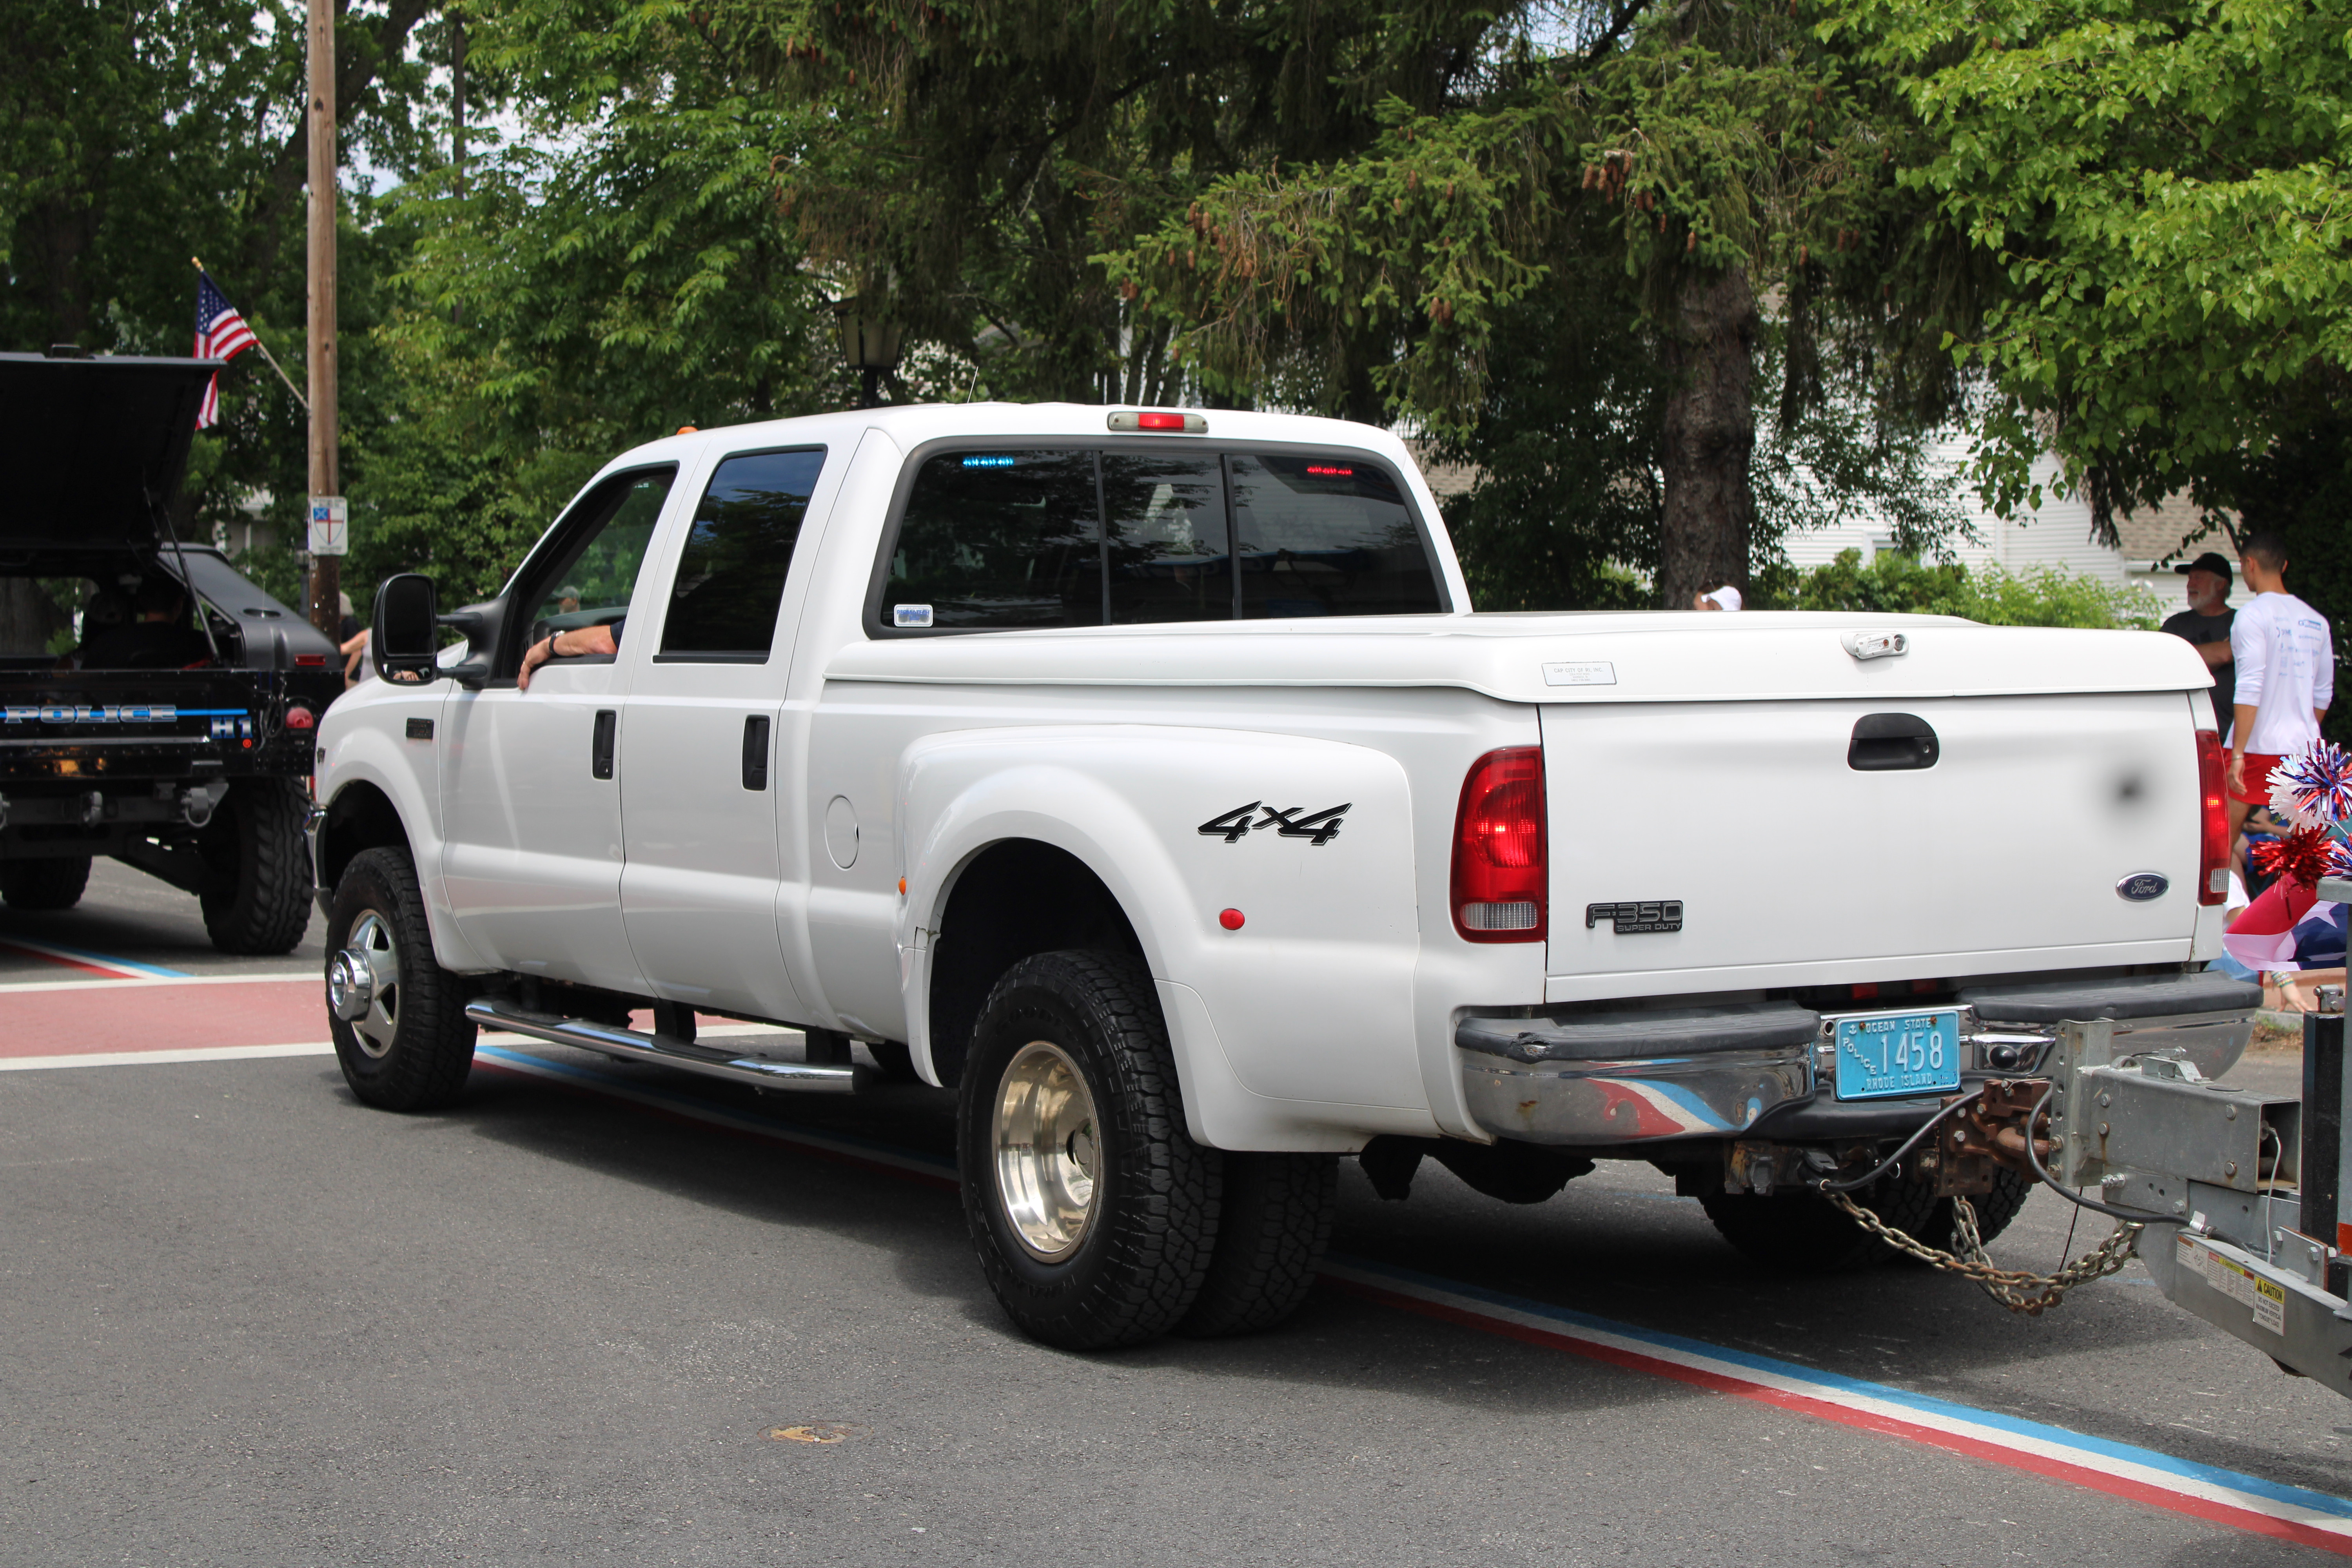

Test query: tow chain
[1824,1190,2143,1316]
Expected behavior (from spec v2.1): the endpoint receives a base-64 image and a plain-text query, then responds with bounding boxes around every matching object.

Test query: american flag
[193,270,258,430]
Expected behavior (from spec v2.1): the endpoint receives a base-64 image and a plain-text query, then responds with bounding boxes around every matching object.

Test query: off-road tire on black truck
[326,847,477,1112]
[0,855,91,911]
[197,777,312,955]
[1177,1152,1338,1338]
[958,949,1220,1350]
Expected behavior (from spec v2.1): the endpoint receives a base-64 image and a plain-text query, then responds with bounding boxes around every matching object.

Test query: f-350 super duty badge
[1586,900,1683,933]
[1198,800,1350,847]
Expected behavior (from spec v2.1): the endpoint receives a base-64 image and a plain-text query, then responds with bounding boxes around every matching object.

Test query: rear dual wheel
[957,950,1336,1349]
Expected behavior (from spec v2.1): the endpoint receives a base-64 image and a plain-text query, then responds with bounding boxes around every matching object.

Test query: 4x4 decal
[1197,800,1351,847]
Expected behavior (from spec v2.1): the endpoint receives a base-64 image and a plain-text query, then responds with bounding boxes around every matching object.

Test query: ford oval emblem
[2116,872,2169,902]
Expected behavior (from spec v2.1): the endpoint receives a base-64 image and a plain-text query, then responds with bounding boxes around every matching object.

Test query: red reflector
[1451,746,1546,943]
[1219,908,1245,931]
[1851,982,1880,1000]
[285,707,315,730]
[2197,730,2229,905]
[1136,411,1186,430]
[294,653,327,667]
[1305,465,1353,476]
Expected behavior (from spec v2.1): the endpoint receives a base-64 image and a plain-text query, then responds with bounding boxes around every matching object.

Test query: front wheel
[957,950,1219,1350]
[325,847,475,1111]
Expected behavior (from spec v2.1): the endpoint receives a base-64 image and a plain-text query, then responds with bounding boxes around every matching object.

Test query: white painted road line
[0,1042,336,1071]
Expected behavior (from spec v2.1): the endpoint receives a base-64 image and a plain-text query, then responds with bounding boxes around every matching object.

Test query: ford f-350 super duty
[307,402,2258,1348]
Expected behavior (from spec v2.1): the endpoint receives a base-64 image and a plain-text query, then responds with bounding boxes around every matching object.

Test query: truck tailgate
[1541,692,2202,995]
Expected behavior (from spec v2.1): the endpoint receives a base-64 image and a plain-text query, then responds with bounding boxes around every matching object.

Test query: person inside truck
[517,619,619,690]
[74,575,210,669]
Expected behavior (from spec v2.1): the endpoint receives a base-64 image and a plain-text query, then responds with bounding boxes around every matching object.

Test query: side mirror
[371,573,441,682]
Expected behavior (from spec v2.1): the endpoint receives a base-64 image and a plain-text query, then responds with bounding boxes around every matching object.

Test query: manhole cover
[765,1422,870,1444]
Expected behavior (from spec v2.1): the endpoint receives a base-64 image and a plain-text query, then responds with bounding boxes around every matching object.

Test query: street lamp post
[833,301,906,409]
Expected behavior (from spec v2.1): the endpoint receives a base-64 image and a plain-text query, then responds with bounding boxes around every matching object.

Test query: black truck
[0,350,342,953]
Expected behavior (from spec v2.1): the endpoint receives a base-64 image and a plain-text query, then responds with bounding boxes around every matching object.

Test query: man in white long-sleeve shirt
[2226,532,2336,836]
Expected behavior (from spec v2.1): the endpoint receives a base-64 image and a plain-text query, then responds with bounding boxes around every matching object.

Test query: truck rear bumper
[1453,971,2261,1148]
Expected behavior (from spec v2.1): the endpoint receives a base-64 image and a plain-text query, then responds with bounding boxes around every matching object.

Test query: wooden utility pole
[305,0,340,639]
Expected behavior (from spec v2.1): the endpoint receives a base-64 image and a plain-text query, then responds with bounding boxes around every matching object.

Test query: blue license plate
[1831,1009,1963,1101]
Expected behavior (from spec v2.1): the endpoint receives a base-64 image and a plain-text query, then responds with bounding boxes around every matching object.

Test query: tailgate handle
[741,714,771,791]
[592,709,617,780]
[1849,712,1938,771]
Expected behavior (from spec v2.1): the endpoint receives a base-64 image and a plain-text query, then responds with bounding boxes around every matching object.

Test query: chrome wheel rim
[993,1040,1100,1262]
[332,911,401,1060]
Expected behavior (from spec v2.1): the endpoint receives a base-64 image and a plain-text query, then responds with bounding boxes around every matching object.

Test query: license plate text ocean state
[1831,1009,1962,1101]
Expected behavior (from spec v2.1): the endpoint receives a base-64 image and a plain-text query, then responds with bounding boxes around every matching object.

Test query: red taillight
[294,653,327,667]
[1452,746,1546,942]
[1137,411,1185,430]
[2197,730,2229,904]
[285,706,315,730]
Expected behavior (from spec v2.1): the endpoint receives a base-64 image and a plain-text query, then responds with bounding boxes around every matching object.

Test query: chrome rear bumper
[1454,976,2259,1148]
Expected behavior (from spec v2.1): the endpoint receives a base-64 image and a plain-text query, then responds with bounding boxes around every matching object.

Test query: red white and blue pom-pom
[2270,740,2352,830]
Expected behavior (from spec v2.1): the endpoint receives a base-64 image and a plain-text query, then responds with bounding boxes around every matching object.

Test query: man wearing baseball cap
[2161,550,2237,736]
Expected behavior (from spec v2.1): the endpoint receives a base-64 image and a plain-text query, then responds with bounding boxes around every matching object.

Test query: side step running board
[463,998,856,1094]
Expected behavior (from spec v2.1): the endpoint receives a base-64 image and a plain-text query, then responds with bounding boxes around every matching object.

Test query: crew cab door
[438,466,672,991]
[617,445,829,1020]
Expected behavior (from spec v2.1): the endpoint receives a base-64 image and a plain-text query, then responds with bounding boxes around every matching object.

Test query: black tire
[0,856,91,911]
[1177,1152,1338,1338]
[866,1038,922,1083]
[1960,1168,2035,1247]
[957,949,1219,1351]
[1700,1178,1949,1272]
[326,847,476,1112]
[197,778,312,955]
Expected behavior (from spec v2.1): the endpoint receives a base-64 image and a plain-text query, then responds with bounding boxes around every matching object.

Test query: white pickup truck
[308,402,2258,1348]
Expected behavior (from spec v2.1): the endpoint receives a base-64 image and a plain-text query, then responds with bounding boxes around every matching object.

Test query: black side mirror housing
[371,573,442,682]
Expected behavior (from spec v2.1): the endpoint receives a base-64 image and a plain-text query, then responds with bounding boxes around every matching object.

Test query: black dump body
[0,352,339,878]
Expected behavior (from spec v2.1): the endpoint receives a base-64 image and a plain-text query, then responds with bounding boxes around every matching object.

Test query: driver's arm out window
[516,468,675,669]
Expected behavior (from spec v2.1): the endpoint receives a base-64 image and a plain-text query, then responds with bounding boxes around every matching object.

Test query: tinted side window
[883,450,1101,631]
[1104,452,1229,624]
[661,447,826,657]
[526,468,675,642]
[1230,455,1441,618]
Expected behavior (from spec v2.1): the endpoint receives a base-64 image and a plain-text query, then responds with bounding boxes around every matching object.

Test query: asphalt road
[2,862,2347,1565]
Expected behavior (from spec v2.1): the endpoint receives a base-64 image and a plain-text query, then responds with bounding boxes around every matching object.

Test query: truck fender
[314,708,496,975]
[897,725,1436,1150]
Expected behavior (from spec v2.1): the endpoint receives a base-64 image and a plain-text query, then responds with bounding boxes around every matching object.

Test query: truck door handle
[592,709,617,779]
[1848,712,1938,771]
[741,714,770,791]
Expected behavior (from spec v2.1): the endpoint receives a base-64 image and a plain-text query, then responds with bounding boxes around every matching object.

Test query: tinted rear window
[1230,455,1442,618]
[882,451,1102,631]
[878,445,1442,633]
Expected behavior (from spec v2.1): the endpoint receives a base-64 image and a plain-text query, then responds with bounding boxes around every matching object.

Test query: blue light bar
[962,455,1016,468]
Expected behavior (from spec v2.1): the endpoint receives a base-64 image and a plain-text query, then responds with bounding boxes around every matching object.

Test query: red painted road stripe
[0,978,325,1058]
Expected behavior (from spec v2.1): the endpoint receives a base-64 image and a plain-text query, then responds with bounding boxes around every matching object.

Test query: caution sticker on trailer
[2180,1235,2289,1335]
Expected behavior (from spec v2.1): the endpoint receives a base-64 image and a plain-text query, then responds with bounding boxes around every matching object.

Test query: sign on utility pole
[305,0,340,639]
